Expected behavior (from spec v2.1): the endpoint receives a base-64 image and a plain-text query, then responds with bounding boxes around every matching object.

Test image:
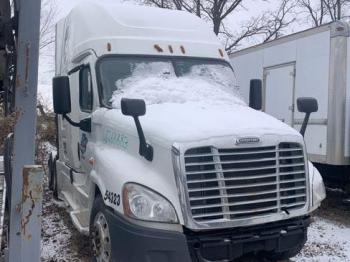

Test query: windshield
[97,56,245,108]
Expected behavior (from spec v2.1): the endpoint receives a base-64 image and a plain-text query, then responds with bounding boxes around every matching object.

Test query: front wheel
[90,196,113,262]
[48,154,58,199]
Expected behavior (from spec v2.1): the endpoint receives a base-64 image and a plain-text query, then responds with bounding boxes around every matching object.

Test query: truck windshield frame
[95,55,235,108]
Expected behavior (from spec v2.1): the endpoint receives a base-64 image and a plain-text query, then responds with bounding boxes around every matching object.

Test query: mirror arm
[300,113,310,137]
[63,115,92,133]
[63,114,80,127]
[133,116,153,161]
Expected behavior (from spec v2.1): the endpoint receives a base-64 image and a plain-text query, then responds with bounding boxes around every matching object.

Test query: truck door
[77,64,93,174]
[263,63,296,126]
[59,70,81,171]
[58,64,93,173]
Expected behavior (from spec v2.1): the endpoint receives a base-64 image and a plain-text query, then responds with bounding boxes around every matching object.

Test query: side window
[79,66,93,112]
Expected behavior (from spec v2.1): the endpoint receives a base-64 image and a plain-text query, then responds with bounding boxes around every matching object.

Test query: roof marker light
[168,45,173,53]
[154,44,163,53]
[180,45,186,54]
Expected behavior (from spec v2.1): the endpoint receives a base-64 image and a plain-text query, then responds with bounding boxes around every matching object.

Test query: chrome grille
[184,143,307,222]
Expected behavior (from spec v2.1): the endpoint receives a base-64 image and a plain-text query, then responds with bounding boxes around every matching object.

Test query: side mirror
[249,79,263,110]
[121,98,146,117]
[297,97,318,114]
[53,76,91,133]
[121,98,153,161]
[53,76,71,114]
[297,97,318,137]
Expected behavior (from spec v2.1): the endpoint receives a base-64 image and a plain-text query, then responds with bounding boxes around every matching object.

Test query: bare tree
[297,0,325,26]
[297,0,350,27]
[141,0,243,35]
[200,0,243,35]
[224,0,296,53]
[40,0,58,50]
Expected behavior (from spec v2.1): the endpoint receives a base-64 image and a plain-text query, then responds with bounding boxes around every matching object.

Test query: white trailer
[230,22,350,171]
[49,3,325,261]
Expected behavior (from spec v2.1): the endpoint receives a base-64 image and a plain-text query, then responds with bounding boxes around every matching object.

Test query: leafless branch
[224,0,295,53]
[40,0,58,50]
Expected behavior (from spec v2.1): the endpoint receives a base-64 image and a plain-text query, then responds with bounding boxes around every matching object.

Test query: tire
[49,156,59,200]
[90,196,114,262]
[48,154,54,191]
[4,133,13,210]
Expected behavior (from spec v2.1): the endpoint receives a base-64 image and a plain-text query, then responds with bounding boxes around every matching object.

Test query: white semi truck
[230,21,350,190]
[49,3,325,261]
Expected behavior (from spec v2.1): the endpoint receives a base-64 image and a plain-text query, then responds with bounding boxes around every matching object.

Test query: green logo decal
[103,129,128,149]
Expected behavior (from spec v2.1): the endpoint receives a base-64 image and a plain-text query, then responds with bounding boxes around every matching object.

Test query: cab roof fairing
[56,1,228,73]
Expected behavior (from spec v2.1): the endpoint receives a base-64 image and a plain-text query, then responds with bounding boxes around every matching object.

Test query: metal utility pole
[5,0,43,261]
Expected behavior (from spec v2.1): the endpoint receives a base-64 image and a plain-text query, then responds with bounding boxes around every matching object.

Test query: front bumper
[105,209,310,262]
[105,209,192,262]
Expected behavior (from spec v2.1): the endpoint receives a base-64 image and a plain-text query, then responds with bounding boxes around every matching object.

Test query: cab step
[70,209,89,235]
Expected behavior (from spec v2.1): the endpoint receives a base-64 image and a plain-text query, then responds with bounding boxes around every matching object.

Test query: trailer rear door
[264,63,296,126]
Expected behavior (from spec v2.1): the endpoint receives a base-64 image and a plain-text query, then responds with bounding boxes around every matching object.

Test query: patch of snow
[293,217,350,261]
[110,61,245,108]
[41,187,91,261]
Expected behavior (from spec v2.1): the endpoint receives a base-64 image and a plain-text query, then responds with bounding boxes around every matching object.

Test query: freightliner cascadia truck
[48,2,325,261]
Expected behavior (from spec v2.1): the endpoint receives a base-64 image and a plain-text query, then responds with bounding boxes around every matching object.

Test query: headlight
[122,183,178,223]
[308,162,326,210]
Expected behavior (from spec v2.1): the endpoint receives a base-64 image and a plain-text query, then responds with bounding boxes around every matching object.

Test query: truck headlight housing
[122,183,178,223]
[308,162,326,210]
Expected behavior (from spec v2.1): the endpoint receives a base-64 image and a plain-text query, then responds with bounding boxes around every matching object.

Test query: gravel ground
[41,186,91,262]
[40,186,350,262]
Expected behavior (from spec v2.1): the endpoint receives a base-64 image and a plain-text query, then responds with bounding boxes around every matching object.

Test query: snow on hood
[139,103,300,144]
[101,102,301,147]
[105,62,300,145]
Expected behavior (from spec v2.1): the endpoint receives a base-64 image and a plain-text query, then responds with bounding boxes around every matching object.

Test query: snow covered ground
[40,186,350,262]
[294,217,350,262]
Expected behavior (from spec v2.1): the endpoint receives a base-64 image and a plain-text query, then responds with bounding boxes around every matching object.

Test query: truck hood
[99,103,301,147]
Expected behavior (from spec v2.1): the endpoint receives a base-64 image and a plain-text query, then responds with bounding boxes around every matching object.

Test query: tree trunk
[196,0,201,17]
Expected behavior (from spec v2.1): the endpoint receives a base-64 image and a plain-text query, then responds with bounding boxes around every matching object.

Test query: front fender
[308,161,326,212]
[90,145,184,224]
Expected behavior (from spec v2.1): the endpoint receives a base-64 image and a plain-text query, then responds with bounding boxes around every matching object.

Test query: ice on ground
[110,62,245,108]
[293,217,350,261]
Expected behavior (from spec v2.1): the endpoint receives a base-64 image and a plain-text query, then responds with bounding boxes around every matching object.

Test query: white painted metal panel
[263,41,297,67]
[264,64,295,125]
[231,50,264,103]
[295,125,327,157]
[294,31,330,118]
[345,39,350,157]
[294,31,330,157]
